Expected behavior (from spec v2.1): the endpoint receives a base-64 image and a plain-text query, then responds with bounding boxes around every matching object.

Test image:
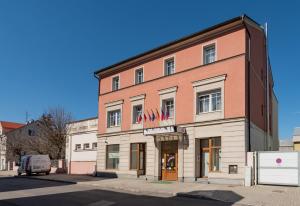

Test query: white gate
[257,151,300,186]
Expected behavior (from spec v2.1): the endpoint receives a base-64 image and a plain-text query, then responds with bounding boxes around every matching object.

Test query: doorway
[130,143,146,176]
[161,141,178,181]
[200,139,209,178]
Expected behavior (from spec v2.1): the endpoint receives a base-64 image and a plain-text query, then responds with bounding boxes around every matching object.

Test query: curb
[14,175,77,184]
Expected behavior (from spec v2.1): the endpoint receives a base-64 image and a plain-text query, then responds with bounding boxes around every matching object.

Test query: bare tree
[38,107,72,160]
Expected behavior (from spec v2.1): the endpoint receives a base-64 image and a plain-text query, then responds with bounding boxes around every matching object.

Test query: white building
[65,117,98,174]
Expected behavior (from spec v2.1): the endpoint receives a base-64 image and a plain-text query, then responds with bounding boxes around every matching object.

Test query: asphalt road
[0,177,231,206]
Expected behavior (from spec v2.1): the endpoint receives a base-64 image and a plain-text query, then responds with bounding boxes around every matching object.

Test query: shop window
[106,144,120,169]
[211,137,221,172]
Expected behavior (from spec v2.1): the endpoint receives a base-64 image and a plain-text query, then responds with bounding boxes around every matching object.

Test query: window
[197,90,221,113]
[135,68,143,84]
[106,144,119,169]
[130,143,146,171]
[162,99,174,118]
[130,143,138,170]
[229,165,238,174]
[75,144,81,150]
[164,58,175,76]
[92,142,97,150]
[203,44,215,64]
[132,105,143,124]
[83,143,90,150]
[112,76,120,91]
[210,137,221,172]
[107,110,121,127]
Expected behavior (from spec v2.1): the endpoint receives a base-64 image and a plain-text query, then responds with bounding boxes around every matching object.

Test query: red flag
[156,109,160,121]
[161,108,165,121]
[138,114,142,124]
[147,111,152,121]
[143,113,147,122]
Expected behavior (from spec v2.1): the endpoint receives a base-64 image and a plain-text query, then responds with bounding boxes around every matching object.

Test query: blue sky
[0,0,299,139]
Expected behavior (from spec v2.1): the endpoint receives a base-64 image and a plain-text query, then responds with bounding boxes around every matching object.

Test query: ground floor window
[210,137,221,172]
[130,143,146,174]
[106,144,120,169]
[200,137,221,176]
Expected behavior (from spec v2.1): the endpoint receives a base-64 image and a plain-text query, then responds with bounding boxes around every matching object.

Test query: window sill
[194,110,223,122]
[106,126,121,133]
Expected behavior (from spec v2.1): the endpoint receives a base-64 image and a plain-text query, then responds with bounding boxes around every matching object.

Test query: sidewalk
[18,174,300,206]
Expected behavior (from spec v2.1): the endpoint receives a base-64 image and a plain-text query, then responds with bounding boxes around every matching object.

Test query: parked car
[18,155,51,176]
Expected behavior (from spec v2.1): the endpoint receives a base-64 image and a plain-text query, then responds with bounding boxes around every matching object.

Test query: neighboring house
[0,121,24,170]
[292,127,300,151]
[65,117,98,174]
[279,139,293,152]
[4,120,45,164]
[94,15,278,185]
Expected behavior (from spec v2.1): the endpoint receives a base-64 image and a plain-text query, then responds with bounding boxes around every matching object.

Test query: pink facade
[94,16,278,184]
[69,161,96,175]
[98,29,247,133]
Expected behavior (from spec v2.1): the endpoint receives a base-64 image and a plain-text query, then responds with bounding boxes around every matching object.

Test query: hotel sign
[143,126,186,136]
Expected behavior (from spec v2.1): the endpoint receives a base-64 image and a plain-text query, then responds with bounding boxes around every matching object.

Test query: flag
[151,110,156,121]
[138,114,142,124]
[156,109,160,121]
[147,111,152,121]
[165,107,170,120]
[143,113,147,122]
[161,108,165,121]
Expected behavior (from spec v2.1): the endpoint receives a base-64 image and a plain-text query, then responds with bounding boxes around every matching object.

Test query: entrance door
[161,141,178,181]
[200,139,210,178]
[201,151,209,177]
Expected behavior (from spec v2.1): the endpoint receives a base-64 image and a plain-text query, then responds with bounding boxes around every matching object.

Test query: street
[0,177,230,206]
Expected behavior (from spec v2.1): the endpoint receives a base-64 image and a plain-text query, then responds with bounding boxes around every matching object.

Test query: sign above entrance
[143,126,186,136]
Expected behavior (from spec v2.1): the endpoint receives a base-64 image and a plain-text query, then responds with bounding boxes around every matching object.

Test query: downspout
[264,23,270,151]
[242,15,252,152]
[94,72,100,175]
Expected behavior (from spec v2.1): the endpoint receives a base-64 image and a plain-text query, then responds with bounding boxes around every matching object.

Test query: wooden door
[161,141,178,181]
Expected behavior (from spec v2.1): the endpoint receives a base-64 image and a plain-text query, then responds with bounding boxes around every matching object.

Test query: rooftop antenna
[25,111,29,123]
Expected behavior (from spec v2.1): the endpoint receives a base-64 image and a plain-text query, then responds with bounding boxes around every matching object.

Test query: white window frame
[105,100,123,133]
[92,142,97,150]
[163,56,175,76]
[197,90,221,114]
[75,144,81,151]
[158,86,177,126]
[193,75,225,122]
[134,67,144,85]
[107,110,121,127]
[112,75,120,91]
[202,41,217,65]
[83,143,90,150]
[130,94,145,130]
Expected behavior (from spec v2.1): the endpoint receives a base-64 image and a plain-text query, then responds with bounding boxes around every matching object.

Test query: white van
[18,155,51,176]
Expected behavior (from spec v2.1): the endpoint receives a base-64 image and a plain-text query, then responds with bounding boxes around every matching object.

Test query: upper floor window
[107,109,121,128]
[162,98,174,118]
[75,144,81,151]
[197,90,221,113]
[83,143,90,150]
[92,142,97,150]
[132,105,143,124]
[112,76,120,91]
[135,68,143,84]
[203,44,216,64]
[164,57,175,76]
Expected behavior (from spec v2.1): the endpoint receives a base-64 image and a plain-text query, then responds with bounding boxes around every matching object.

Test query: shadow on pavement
[0,189,237,206]
[0,177,75,192]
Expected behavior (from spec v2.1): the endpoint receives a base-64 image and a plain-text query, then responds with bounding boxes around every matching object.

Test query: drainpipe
[242,15,252,153]
[94,72,100,175]
[264,23,270,151]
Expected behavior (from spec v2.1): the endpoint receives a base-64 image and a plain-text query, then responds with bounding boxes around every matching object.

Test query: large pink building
[94,15,278,185]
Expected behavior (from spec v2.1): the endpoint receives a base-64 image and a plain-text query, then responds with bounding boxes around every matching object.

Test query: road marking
[87,200,115,206]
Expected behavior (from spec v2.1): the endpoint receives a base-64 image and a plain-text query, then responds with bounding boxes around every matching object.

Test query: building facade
[94,15,278,185]
[279,139,293,152]
[292,127,300,151]
[65,117,98,174]
[0,121,24,170]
